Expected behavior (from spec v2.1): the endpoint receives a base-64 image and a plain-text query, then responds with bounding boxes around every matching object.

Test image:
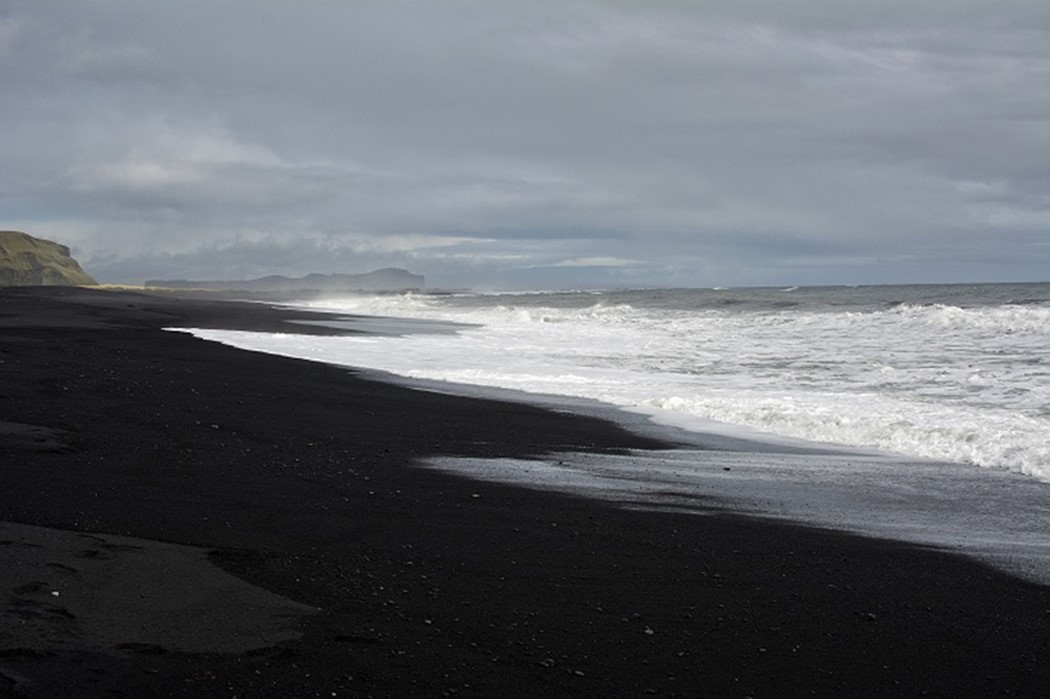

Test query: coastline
[1,286,1048,696]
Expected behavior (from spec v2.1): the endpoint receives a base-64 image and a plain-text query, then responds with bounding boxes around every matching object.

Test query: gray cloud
[1,0,1047,288]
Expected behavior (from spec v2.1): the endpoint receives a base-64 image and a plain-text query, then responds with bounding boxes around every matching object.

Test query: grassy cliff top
[0,230,98,287]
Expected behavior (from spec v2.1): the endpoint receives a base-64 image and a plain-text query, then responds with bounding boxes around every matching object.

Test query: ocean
[182,282,1050,582]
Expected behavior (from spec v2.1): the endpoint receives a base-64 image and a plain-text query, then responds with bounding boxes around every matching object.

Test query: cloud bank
[1,1,1047,287]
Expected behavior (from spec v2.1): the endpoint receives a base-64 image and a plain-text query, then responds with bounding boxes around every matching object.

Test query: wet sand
[1,286,1048,696]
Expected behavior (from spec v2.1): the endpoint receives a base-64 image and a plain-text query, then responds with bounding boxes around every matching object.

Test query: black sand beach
[1,287,1048,697]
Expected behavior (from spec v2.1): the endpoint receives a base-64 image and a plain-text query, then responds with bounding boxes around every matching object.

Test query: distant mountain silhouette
[147,268,424,292]
[0,231,98,287]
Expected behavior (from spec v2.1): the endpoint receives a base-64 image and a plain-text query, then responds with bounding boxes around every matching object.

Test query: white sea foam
[175,284,1050,583]
[185,285,1050,482]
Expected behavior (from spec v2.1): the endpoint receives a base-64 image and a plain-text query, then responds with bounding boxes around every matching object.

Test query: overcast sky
[2,1,1047,288]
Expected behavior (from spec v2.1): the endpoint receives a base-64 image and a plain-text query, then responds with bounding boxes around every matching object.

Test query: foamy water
[176,283,1050,582]
[188,283,1050,482]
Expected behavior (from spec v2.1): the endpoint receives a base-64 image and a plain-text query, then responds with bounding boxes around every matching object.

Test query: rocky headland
[0,230,97,287]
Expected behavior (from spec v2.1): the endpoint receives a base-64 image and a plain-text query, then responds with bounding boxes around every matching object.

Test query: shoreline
[1,286,1048,696]
[185,320,1050,586]
[259,284,1050,483]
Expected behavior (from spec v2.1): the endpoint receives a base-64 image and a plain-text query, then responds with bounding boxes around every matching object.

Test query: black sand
[1,286,1048,697]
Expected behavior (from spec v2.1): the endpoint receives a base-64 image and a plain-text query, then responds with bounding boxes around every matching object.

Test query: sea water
[196,283,1050,480]
[181,283,1050,582]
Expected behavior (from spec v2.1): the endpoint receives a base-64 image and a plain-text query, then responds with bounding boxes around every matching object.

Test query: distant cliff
[147,268,424,292]
[0,231,98,287]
